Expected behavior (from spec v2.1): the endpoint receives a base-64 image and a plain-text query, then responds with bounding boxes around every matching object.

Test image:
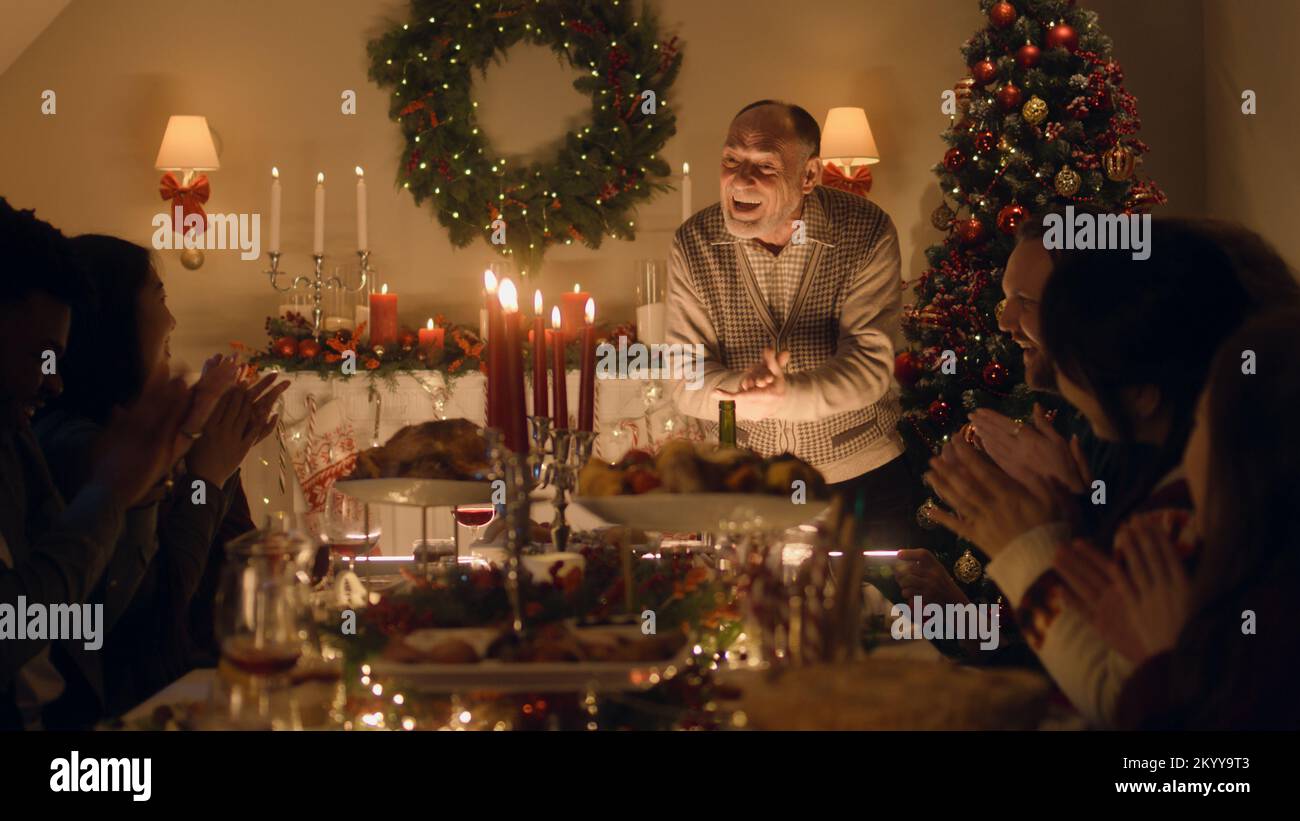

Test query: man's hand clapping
[714,347,789,420]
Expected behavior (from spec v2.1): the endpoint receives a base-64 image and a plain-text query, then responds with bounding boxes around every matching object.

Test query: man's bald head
[731,100,822,162]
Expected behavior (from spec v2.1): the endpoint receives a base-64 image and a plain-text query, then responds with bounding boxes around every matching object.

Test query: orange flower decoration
[363,357,381,370]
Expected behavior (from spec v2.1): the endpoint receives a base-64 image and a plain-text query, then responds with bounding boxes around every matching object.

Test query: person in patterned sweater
[666,100,916,548]
[924,219,1299,726]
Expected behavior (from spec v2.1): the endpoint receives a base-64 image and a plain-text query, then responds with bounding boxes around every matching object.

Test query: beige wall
[0,0,1216,369]
[1203,0,1300,268]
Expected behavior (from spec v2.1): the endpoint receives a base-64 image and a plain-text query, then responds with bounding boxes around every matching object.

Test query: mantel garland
[367,0,684,276]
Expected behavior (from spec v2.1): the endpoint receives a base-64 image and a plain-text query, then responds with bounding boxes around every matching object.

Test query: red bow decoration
[159,172,210,235]
[821,163,873,197]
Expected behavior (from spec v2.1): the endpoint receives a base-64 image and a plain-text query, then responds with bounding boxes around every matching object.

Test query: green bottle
[718,399,737,448]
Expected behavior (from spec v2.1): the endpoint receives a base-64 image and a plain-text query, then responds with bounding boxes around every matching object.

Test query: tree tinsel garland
[367,0,683,276]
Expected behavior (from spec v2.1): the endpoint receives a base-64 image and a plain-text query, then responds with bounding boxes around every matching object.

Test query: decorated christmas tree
[897,0,1164,595]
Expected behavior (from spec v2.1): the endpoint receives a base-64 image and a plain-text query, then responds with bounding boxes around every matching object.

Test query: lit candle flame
[498,278,519,312]
[317,172,325,184]
[271,166,279,179]
[551,306,561,330]
[484,269,498,293]
[682,161,690,175]
[534,289,543,316]
[584,297,595,325]
[355,166,364,178]
[426,318,434,330]
[573,282,580,292]
[381,283,389,295]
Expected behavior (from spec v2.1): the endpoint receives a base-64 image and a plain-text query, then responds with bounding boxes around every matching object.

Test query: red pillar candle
[559,282,590,336]
[368,283,398,348]
[550,306,568,429]
[577,297,597,432]
[418,318,444,360]
[498,279,528,454]
[531,290,548,418]
[485,270,504,430]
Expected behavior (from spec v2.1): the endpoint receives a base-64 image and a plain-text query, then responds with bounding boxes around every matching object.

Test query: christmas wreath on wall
[367,0,683,276]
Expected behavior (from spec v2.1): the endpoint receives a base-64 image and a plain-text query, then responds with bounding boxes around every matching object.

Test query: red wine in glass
[454,506,496,529]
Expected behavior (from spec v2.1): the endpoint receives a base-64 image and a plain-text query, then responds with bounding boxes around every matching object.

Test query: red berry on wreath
[1015,43,1040,69]
[298,338,322,359]
[1046,22,1079,52]
[894,351,923,388]
[943,147,967,172]
[996,203,1028,235]
[989,1,1016,28]
[983,361,1010,388]
[928,400,952,426]
[996,83,1023,112]
[971,58,997,86]
[273,336,298,358]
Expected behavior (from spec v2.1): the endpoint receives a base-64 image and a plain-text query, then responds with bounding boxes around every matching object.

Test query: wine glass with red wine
[454,504,497,542]
[322,484,381,582]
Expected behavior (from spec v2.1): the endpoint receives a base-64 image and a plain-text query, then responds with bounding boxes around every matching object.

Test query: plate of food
[368,622,689,693]
[573,439,830,532]
[335,418,494,507]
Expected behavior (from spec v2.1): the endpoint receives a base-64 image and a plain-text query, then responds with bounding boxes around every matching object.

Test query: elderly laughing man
[666,99,917,547]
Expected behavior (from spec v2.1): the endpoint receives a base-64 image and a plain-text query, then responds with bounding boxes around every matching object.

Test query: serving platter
[573,492,829,533]
[333,478,493,507]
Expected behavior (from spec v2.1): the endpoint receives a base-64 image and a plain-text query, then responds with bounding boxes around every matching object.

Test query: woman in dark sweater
[35,235,286,722]
[1060,308,1300,729]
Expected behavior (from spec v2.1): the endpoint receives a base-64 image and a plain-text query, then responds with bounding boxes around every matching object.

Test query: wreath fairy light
[367,0,683,276]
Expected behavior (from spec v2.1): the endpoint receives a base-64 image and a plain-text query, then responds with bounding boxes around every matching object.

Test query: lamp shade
[820,107,879,166]
[154,115,220,171]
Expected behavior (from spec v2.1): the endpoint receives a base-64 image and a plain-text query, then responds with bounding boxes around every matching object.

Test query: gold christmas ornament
[917,498,941,530]
[1021,95,1049,125]
[995,298,1007,322]
[1103,145,1136,181]
[179,248,205,270]
[998,133,1014,152]
[1054,165,1082,196]
[931,202,956,230]
[954,548,983,584]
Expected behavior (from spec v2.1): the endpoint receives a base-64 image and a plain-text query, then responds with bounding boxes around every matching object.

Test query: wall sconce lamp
[155,115,220,269]
[820,107,879,197]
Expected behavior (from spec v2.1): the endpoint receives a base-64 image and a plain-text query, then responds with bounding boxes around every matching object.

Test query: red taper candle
[550,306,568,429]
[577,297,597,432]
[498,278,528,454]
[485,270,504,430]
[532,290,548,418]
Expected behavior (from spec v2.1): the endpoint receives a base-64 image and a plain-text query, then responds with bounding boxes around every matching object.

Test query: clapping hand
[187,370,289,486]
[714,347,789,419]
[1054,517,1192,665]
[923,434,1071,558]
[969,403,1092,494]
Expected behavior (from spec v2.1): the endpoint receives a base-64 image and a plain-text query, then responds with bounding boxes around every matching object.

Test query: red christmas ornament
[895,351,923,388]
[996,203,1028,235]
[928,400,952,426]
[955,217,986,245]
[983,362,1010,388]
[996,83,1023,112]
[273,336,298,358]
[943,147,967,172]
[1046,22,1079,52]
[972,58,997,86]
[297,338,322,359]
[1015,43,1040,68]
[974,130,996,153]
[989,1,1017,28]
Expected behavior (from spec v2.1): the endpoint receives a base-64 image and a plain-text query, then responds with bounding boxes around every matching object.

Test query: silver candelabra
[265,249,372,335]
